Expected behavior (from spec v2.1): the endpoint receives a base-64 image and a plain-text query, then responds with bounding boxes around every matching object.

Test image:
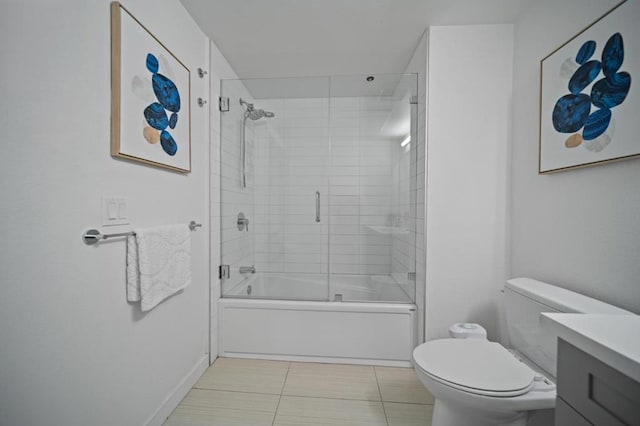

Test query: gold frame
[110,2,191,173]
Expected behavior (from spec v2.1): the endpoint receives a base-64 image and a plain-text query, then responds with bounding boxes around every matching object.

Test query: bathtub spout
[239,265,256,274]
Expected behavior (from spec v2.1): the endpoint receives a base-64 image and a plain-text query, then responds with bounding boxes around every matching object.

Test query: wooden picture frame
[539,0,638,174]
[111,2,191,173]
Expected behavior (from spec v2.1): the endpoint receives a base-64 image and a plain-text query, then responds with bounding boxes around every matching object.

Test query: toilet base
[432,399,527,426]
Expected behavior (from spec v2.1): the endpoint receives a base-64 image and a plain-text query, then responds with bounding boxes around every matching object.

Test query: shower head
[246,108,275,120]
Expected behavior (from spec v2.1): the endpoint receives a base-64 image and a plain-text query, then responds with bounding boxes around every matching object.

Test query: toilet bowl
[413,339,555,426]
[412,277,632,426]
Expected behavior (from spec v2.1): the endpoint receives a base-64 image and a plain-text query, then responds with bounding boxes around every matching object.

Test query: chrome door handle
[315,191,320,223]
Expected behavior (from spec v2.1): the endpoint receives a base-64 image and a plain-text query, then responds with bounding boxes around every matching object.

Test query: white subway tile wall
[254,96,416,294]
[254,98,330,276]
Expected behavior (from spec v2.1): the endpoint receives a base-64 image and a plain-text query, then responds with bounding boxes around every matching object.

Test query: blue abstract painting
[539,0,639,173]
[111,2,191,172]
[143,53,181,156]
[551,33,630,142]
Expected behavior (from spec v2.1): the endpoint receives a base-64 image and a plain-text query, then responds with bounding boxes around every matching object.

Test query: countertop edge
[540,313,640,383]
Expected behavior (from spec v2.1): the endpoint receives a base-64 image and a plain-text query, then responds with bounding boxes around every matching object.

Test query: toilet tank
[504,277,631,378]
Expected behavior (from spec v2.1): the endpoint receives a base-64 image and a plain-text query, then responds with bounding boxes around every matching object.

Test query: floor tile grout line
[272,361,291,426]
[188,386,434,407]
[382,400,435,406]
[277,393,385,403]
[191,386,283,397]
[196,381,416,403]
[373,366,390,426]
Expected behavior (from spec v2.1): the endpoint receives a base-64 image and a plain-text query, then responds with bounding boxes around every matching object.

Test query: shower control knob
[237,212,249,231]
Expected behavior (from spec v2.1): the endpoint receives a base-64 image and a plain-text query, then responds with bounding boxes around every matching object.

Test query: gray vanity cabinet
[555,338,640,426]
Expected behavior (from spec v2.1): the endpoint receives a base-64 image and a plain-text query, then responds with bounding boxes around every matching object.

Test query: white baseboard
[144,354,209,426]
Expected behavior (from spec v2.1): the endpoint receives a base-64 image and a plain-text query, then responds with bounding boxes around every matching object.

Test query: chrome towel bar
[82,221,202,245]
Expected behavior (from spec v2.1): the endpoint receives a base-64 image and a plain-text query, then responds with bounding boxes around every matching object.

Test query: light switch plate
[103,197,129,226]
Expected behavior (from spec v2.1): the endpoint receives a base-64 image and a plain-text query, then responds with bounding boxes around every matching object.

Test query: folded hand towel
[126,224,191,312]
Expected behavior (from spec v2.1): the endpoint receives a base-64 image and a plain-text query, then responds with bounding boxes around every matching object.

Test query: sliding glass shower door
[219,74,417,304]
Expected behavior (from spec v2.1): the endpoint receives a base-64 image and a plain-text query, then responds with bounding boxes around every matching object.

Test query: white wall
[425,25,513,341]
[511,0,640,313]
[0,1,210,425]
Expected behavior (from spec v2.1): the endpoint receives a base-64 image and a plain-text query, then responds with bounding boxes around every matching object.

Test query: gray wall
[511,0,640,313]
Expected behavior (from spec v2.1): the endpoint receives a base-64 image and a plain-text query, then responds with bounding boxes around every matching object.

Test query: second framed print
[539,1,638,173]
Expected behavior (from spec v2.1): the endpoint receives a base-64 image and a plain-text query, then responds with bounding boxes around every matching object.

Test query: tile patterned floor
[164,357,434,425]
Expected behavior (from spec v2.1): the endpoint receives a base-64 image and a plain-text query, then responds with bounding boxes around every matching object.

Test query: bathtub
[224,272,414,302]
[219,273,417,366]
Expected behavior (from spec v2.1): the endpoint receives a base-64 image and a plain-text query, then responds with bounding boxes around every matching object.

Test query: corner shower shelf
[367,225,410,235]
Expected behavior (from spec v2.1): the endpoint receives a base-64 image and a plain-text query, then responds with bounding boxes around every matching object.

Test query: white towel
[126,224,191,312]
[126,235,141,302]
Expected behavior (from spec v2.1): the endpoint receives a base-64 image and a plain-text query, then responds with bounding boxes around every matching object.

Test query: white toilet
[413,277,632,426]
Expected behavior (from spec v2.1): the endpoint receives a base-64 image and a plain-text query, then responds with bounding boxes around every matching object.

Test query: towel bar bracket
[83,229,103,245]
[83,221,202,245]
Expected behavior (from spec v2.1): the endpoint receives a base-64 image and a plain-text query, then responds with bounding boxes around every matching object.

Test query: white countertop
[541,313,640,383]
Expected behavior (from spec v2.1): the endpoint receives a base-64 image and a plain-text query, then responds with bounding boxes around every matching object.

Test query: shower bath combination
[218,74,420,365]
[239,98,275,188]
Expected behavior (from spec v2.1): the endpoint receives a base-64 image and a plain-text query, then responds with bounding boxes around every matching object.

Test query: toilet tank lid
[505,278,632,315]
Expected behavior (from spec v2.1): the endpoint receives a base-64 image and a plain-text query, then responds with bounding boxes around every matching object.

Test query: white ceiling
[180,0,529,79]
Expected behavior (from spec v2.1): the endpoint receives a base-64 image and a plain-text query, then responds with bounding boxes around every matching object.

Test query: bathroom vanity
[542,314,640,426]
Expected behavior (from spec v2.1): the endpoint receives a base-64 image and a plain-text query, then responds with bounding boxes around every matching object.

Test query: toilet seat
[413,339,536,397]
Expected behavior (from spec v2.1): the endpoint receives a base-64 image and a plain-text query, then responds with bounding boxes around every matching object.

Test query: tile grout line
[271,361,291,426]
[373,366,390,426]
[263,392,398,403]
[191,386,282,397]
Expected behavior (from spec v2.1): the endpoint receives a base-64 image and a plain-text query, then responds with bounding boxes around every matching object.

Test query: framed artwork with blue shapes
[539,0,638,173]
[111,2,191,173]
